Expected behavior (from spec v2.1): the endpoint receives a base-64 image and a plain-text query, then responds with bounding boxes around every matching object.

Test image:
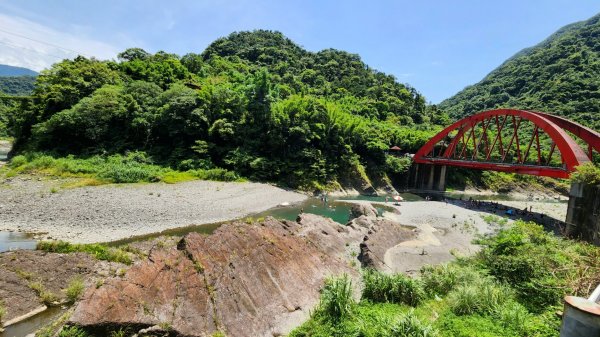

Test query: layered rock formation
[70,215,364,337]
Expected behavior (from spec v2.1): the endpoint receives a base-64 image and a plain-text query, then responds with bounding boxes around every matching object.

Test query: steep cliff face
[70,215,364,337]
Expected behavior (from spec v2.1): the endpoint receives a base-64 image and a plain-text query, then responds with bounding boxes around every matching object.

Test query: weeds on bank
[0,300,5,324]
[3,152,243,185]
[291,220,600,337]
[65,277,85,303]
[57,326,89,337]
[28,281,58,305]
[362,268,425,306]
[36,241,133,265]
[315,274,355,322]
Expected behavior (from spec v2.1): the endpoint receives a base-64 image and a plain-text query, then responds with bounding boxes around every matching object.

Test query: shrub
[391,311,439,337]
[476,220,600,311]
[447,279,509,316]
[570,162,600,185]
[315,274,355,321]
[447,285,480,315]
[362,269,425,306]
[495,301,530,333]
[9,154,27,167]
[65,277,85,303]
[58,326,90,337]
[420,264,481,296]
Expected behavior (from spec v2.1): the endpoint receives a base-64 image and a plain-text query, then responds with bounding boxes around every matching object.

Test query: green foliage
[391,311,439,337]
[4,152,241,184]
[7,30,447,189]
[28,281,58,305]
[385,155,412,174]
[0,76,36,95]
[446,280,509,316]
[36,240,133,265]
[476,220,600,312]
[65,276,85,303]
[315,274,355,322]
[362,269,425,306]
[58,326,90,337]
[440,13,600,132]
[570,162,600,185]
[420,264,481,297]
[293,221,599,336]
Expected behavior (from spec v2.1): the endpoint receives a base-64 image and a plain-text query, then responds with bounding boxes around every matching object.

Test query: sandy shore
[0,177,306,243]
[337,199,567,274]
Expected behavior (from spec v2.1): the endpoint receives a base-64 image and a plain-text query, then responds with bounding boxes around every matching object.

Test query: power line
[0,27,88,57]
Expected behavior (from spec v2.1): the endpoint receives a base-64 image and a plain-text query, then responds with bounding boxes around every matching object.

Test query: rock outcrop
[0,251,102,323]
[356,219,416,271]
[70,215,364,337]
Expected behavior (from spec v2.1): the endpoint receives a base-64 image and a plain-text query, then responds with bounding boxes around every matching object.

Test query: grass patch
[36,241,133,265]
[58,326,90,337]
[314,274,355,322]
[65,277,85,303]
[2,152,243,185]
[362,268,425,306]
[28,281,59,305]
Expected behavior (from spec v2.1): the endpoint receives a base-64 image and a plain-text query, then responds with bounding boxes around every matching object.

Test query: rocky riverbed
[0,177,306,243]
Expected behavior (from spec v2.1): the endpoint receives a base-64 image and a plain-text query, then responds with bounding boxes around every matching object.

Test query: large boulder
[349,203,378,220]
[357,219,416,271]
[70,216,361,337]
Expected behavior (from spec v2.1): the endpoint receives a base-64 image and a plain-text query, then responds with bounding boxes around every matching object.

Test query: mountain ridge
[439,13,600,131]
[0,64,38,77]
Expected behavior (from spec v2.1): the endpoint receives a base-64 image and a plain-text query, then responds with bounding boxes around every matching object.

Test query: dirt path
[0,177,306,243]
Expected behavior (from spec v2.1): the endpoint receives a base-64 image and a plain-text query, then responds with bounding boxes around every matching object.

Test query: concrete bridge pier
[410,163,446,191]
[565,182,600,246]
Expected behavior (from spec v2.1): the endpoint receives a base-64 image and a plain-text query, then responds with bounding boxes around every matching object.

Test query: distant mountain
[0,64,37,77]
[440,13,600,130]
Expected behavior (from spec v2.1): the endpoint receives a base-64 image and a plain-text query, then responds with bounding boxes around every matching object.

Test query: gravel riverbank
[0,177,306,243]
[337,199,567,274]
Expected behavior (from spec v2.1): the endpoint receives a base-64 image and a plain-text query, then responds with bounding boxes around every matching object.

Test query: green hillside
[7,30,447,189]
[440,13,600,130]
[0,76,36,95]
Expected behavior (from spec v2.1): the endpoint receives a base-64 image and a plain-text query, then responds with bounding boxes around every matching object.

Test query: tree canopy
[9,30,444,189]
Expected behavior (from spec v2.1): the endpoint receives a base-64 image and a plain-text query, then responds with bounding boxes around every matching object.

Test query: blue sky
[0,1,598,103]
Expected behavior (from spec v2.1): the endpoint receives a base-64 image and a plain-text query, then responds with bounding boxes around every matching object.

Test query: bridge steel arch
[413,109,593,178]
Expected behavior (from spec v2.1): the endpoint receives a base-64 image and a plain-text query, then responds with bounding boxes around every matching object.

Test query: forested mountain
[440,13,600,130]
[0,64,37,77]
[0,76,36,95]
[8,30,446,189]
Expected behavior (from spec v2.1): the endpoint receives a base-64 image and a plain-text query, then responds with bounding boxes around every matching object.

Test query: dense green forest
[440,13,600,130]
[0,76,36,95]
[6,30,447,189]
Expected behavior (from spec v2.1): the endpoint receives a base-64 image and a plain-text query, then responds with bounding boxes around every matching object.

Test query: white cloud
[0,13,120,71]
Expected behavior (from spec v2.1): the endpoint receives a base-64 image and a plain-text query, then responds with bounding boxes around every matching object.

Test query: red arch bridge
[411,109,600,191]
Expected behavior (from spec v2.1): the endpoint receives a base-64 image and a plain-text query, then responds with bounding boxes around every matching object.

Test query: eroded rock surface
[356,219,416,271]
[0,251,109,323]
[70,215,364,337]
